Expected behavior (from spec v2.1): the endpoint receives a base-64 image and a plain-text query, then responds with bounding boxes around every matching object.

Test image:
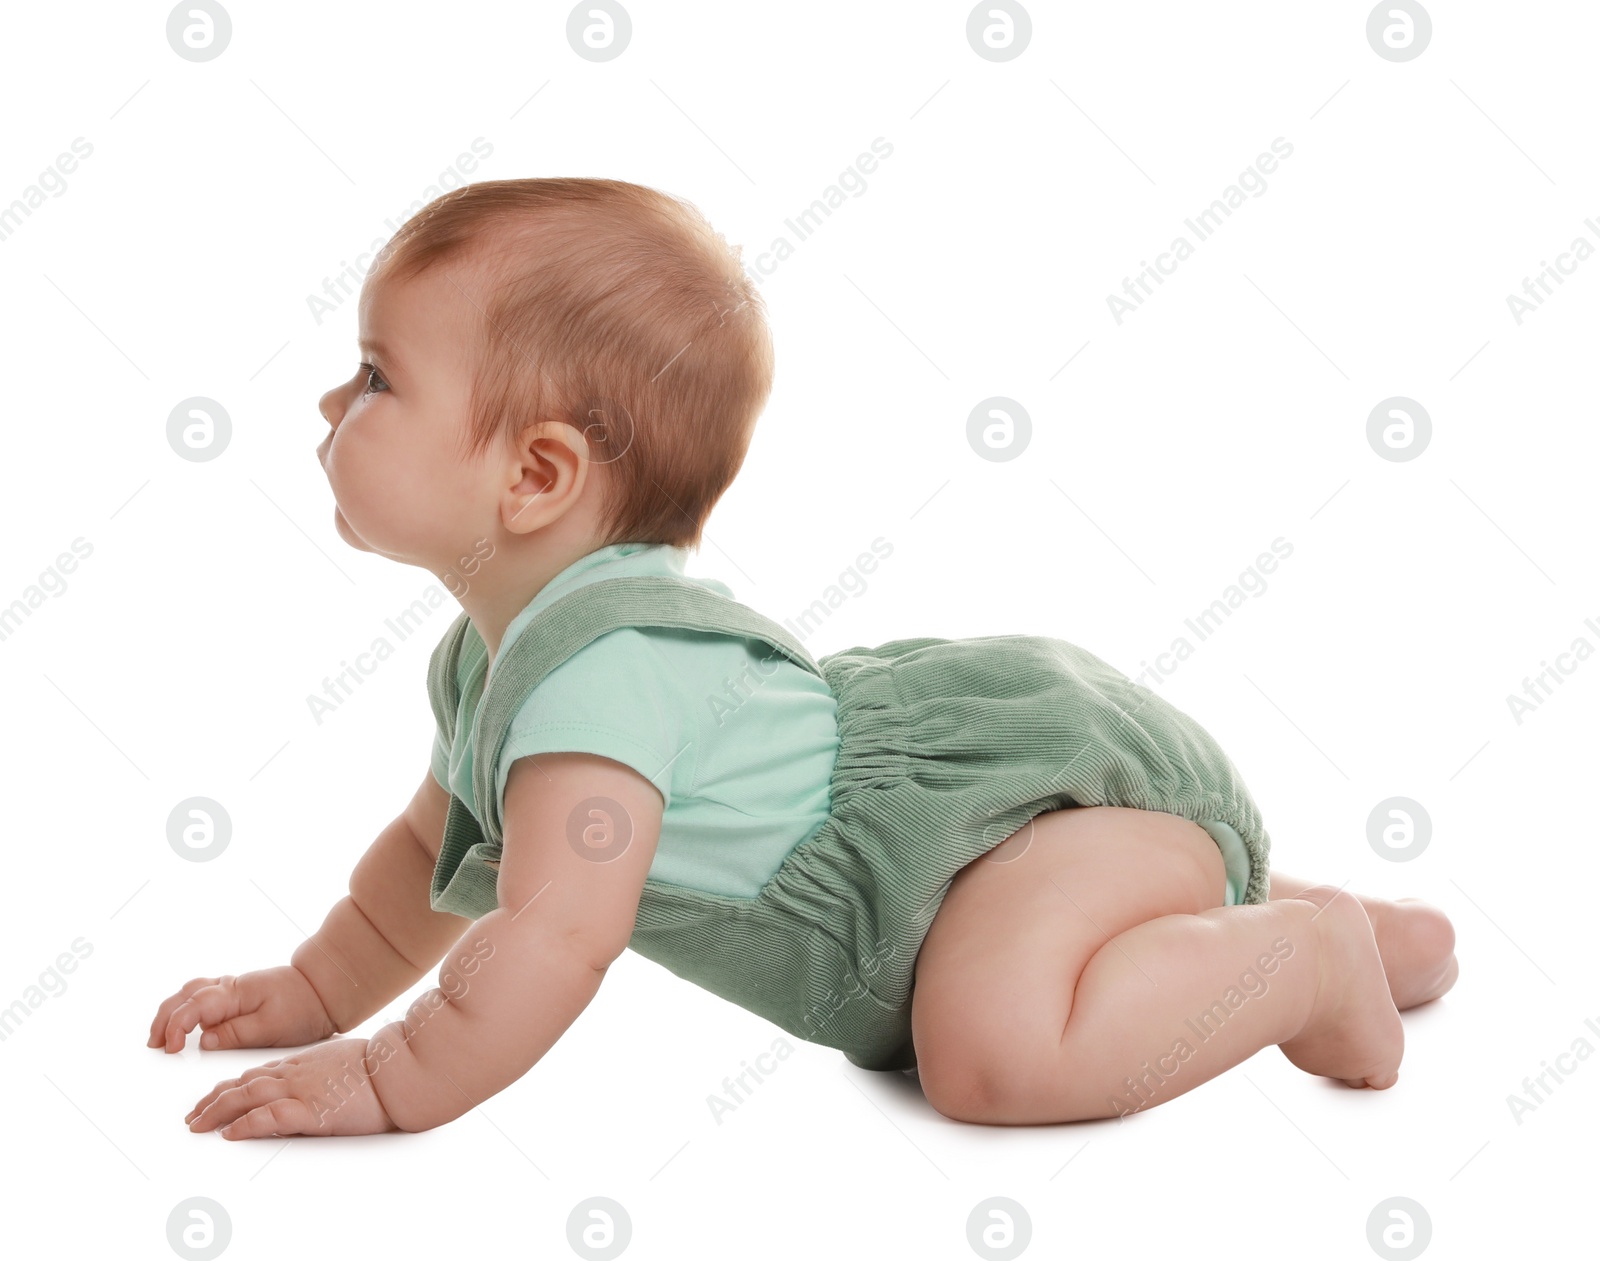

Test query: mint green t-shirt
[431,542,841,899]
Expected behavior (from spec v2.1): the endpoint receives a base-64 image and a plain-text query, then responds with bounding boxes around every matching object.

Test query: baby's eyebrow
[358,338,405,382]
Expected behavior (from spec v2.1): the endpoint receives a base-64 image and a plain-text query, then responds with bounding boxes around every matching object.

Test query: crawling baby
[150,177,1458,1136]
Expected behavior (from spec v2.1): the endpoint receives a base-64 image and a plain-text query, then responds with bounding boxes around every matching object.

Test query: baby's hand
[184,1037,398,1138]
[146,966,336,1054]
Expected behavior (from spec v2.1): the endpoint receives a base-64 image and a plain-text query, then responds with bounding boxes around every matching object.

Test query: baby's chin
[332,505,428,565]
[331,504,378,555]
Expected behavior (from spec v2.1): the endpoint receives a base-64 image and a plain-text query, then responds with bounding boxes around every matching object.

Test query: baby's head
[315,177,772,579]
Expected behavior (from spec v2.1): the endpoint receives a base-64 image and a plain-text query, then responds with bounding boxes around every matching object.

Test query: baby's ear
[500,420,590,534]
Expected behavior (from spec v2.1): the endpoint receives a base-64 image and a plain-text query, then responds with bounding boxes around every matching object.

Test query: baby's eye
[358,363,389,396]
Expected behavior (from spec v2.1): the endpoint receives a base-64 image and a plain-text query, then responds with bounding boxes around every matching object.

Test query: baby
[151,177,1459,1136]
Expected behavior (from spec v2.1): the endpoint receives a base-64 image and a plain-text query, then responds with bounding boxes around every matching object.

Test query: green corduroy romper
[425,573,1273,1073]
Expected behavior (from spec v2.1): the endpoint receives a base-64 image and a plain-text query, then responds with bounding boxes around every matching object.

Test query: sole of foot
[1277,885,1406,1090]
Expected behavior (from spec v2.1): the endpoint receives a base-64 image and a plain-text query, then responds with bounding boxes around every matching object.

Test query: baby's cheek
[326,457,374,519]
[326,449,395,540]
[330,426,391,490]
[414,464,485,535]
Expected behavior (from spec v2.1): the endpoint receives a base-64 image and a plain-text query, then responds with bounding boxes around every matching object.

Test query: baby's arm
[361,751,663,1133]
[289,771,472,1033]
[151,770,470,1053]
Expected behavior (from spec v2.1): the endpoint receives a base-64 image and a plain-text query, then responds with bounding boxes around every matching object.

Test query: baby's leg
[1266,869,1458,1010]
[910,807,1403,1125]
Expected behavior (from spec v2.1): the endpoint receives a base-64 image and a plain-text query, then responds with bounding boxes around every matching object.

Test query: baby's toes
[1343,1067,1400,1090]
[1390,899,1458,1008]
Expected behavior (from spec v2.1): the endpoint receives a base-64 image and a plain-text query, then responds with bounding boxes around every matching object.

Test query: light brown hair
[372,177,773,550]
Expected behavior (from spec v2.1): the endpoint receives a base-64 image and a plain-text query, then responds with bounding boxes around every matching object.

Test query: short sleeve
[493,627,690,826]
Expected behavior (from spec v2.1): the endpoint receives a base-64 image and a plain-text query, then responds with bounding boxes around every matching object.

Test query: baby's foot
[1272,875,1459,1011]
[1277,885,1405,1090]
[1361,895,1458,1011]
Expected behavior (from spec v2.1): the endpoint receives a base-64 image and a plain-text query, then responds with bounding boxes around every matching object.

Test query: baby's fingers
[187,1068,293,1133]
[160,979,244,1054]
[147,977,222,1049]
[216,1096,318,1140]
[194,1008,280,1052]
[219,1094,318,1145]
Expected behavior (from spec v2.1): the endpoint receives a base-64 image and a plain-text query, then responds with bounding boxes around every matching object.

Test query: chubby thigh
[910,805,1228,1109]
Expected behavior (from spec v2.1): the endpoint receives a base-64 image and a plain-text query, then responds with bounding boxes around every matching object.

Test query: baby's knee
[911,1011,1060,1123]
[913,1036,1008,1123]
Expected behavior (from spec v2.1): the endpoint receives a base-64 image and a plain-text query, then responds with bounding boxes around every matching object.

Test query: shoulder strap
[470,573,823,844]
[425,610,486,746]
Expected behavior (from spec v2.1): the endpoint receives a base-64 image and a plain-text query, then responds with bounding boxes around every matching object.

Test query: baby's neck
[449,529,609,665]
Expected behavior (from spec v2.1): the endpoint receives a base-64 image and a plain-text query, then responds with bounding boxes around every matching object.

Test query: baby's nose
[318,387,341,427]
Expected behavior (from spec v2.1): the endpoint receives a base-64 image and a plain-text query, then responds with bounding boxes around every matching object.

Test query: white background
[1,1,1594,1258]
